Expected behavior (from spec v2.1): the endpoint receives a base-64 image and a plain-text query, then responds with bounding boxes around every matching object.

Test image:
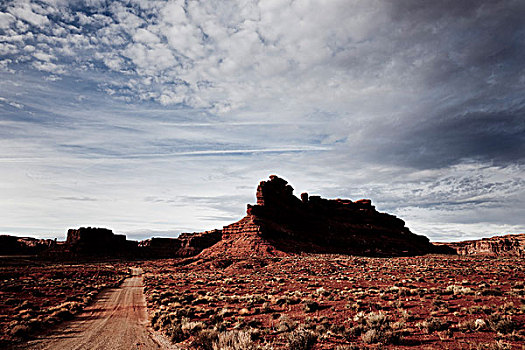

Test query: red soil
[141,254,525,349]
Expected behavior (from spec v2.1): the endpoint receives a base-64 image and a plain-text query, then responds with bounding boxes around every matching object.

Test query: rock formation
[0,235,56,255]
[438,233,525,257]
[65,227,138,256]
[199,175,448,257]
[138,230,221,258]
[5,175,459,259]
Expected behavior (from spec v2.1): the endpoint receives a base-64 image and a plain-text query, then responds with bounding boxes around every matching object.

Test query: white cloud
[0,12,16,29]
[7,2,50,27]
[32,60,65,73]
[33,51,54,62]
[133,28,160,44]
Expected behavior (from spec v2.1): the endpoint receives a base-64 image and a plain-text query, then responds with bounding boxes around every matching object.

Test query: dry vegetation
[141,255,525,349]
[0,260,129,347]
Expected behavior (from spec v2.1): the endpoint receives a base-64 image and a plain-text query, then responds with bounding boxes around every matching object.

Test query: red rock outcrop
[437,233,525,257]
[200,175,448,258]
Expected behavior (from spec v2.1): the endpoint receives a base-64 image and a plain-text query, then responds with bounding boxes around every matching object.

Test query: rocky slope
[438,233,525,257]
[199,175,448,257]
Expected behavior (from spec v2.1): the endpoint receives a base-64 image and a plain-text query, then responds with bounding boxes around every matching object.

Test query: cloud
[7,2,50,27]
[0,0,524,241]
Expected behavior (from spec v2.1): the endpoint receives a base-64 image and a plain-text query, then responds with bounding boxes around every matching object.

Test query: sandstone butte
[8,175,524,258]
[196,174,451,258]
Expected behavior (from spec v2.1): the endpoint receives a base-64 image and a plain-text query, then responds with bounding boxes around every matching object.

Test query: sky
[1,0,524,242]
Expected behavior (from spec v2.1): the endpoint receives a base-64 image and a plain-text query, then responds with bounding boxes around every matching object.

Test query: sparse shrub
[193,329,219,350]
[278,315,297,332]
[417,317,449,333]
[361,327,399,345]
[213,330,256,350]
[361,329,379,344]
[445,285,474,295]
[167,322,186,342]
[303,300,319,313]
[457,319,479,332]
[353,312,400,345]
[487,314,517,334]
[474,318,488,330]
[335,345,360,350]
[286,327,317,350]
[479,340,512,350]
[181,317,205,335]
[10,324,30,338]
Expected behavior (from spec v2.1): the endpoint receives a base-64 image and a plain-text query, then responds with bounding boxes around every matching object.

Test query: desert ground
[140,254,525,349]
[2,254,523,349]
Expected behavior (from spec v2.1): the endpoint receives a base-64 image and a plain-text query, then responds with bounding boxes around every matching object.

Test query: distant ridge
[2,175,457,258]
[435,233,525,257]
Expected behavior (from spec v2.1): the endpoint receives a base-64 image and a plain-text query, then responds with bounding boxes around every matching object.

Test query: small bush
[286,327,317,350]
[487,315,517,334]
[303,300,319,313]
[361,328,399,345]
[278,315,297,332]
[10,324,30,338]
[213,330,256,350]
[355,312,400,345]
[167,322,187,342]
[193,329,219,350]
[445,285,474,295]
[418,317,449,333]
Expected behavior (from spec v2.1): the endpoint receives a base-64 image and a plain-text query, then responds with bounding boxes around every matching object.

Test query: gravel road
[24,268,171,350]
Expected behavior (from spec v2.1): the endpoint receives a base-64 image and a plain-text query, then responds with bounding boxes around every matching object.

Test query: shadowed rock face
[138,230,222,258]
[65,227,138,256]
[438,234,525,257]
[200,175,449,257]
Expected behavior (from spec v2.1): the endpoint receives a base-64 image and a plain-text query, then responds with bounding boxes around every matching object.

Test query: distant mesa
[65,227,138,256]
[435,233,525,257]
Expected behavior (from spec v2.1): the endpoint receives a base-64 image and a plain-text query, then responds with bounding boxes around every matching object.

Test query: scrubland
[141,255,525,349]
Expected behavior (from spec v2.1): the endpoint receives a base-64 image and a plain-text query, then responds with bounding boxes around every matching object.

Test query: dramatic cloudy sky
[1,0,524,242]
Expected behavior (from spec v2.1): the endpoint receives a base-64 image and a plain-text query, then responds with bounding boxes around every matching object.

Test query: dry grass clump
[417,317,449,334]
[352,311,400,345]
[285,326,317,350]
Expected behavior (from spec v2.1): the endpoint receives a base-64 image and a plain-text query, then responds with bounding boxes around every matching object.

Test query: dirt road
[24,268,171,350]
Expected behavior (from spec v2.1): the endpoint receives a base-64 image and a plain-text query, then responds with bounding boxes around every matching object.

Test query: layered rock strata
[439,234,524,257]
